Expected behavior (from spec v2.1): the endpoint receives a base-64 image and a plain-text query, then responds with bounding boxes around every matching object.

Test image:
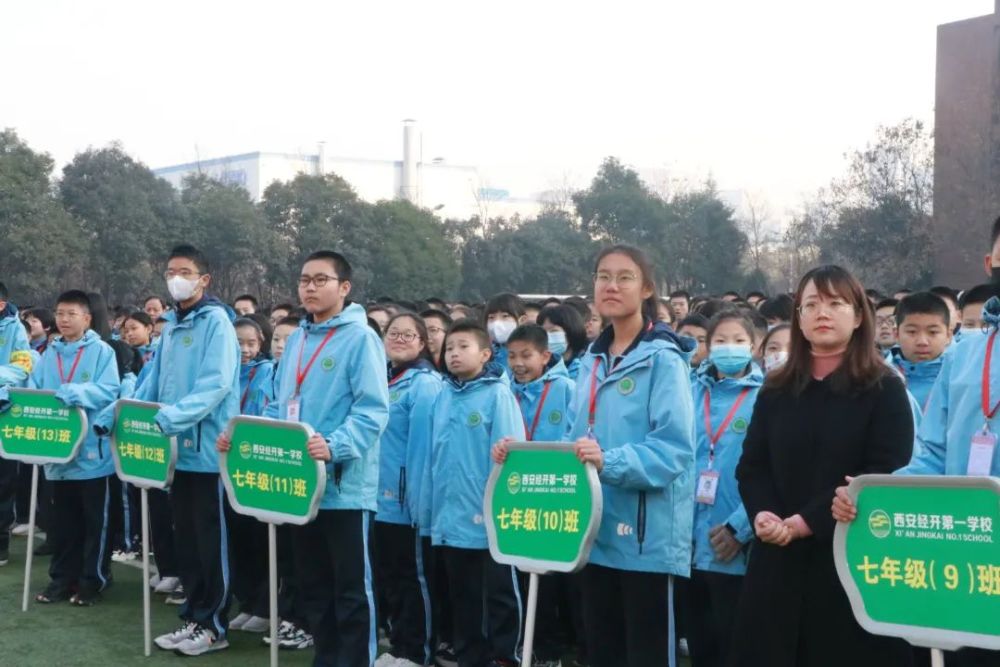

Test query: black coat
[730,371,915,667]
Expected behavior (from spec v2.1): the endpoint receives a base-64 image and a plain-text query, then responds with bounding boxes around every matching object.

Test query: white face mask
[488,320,517,345]
[764,350,788,373]
[167,275,200,302]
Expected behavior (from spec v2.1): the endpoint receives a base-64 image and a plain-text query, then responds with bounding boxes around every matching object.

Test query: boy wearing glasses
[234,250,389,666]
[97,244,241,656]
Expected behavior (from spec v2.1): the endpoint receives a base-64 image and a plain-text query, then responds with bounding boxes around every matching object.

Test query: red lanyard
[388,369,408,387]
[982,330,1000,424]
[57,348,85,384]
[240,366,259,412]
[704,387,751,465]
[516,380,552,441]
[295,328,337,396]
[586,360,602,434]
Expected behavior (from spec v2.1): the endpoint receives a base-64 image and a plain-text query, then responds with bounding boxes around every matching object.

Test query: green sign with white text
[111,400,177,490]
[834,475,1000,651]
[484,442,602,574]
[220,416,325,526]
[0,388,86,465]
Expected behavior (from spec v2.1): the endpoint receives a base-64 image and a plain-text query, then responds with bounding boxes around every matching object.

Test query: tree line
[0,119,932,307]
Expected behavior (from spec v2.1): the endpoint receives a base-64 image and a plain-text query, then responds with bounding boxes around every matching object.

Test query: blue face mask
[710,344,753,375]
[547,331,568,358]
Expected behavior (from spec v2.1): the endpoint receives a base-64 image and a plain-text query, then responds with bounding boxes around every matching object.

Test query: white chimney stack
[401,119,420,204]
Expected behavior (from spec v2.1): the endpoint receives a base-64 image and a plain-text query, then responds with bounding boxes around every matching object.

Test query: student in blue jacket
[884,292,953,419]
[687,309,762,667]
[96,244,241,656]
[225,317,276,635]
[424,319,526,667]
[494,323,575,666]
[375,312,442,667]
[224,250,389,666]
[565,244,696,667]
[0,281,33,567]
[537,305,590,381]
[22,291,120,606]
[484,293,527,373]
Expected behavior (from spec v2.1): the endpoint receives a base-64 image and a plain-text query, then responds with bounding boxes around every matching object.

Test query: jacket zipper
[98,436,104,459]
[196,422,202,452]
[399,467,407,508]
[637,491,647,555]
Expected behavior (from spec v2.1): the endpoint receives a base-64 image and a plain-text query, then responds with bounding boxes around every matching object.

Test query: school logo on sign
[321,357,335,371]
[548,410,563,425]
[617,377,636,395]
[182,335,194,348]
[868,509,891,539]
[9,405,22,418]
[731,417,748,434]
[506,472,521,495]
[468,411,483,427]
[239,441,252,460]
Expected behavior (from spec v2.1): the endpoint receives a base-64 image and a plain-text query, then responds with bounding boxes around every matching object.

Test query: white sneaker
[679,637,690,657]
[154,621,198,650]
[11,523,32,537]
[174,625,229,656]
[229,612,252,630]
[148,574,161,589]
[239,615,270,633]
[153,576,180,594]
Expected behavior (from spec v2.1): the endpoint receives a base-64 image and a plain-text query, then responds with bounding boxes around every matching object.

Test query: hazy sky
[4,0,993,223]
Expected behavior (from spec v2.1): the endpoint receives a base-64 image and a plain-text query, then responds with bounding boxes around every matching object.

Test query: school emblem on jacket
[0,337,6,347]
[182,335,194,347]
[548,410,563,425]
[731,417,748,434]
[321,357,335,371]
[80,371,91,381]
[467,411,483,427]
[389,390,401,403]
[617,377,636,395]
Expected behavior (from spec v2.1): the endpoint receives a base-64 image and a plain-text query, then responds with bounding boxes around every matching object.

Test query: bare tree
[739,191,773,275]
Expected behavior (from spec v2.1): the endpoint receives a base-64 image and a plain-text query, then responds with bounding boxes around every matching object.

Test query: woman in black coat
[731,265,914,667]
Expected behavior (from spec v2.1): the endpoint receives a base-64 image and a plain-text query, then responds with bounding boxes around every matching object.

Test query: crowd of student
[1,219,999,667]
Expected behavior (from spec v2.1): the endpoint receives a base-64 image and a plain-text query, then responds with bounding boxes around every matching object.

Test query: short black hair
[706,308,757,345]
[875,298,899,312]
[668,290,691,302]
[125,311,154,328]
[542,297,562,306]
[990,214,1000,251]
[25,307,55,334]
[758,294,794,322]
[425,297,448,310]
[723,291,741,299]
[677,314,710,331]
[57,290,92,313]
[274,315,301,329]
[695,299,730,320]
[446,318,492,354]
[562,296,592,322]
[234,294,258,307]
[0,282,8,302]
[143,295,167,309]
[420,308,453,328]
[304,250,352,282]
[507,324,549,353]
[959,283,1000,309]
[743,306,768,335]
[537,305,589,358]
[270,303,296,315]
[928,286,958,308]
[168,244,210,274]
[895,292,950,327]
[484,292,526,320]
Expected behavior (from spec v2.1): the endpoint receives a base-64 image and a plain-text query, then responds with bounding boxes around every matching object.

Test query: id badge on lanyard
[696,470,720,505]
[287,396,301,423]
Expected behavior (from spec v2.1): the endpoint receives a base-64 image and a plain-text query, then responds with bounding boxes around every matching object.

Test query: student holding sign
[423,319,526,667]
[0,281,33,567]
[97,245,241,656]
[733,265,914,667]
[374,312,442,667]
[26,291,120,606]
[687,309,761,667]
[256,250,390,667]
[565,245,696,667]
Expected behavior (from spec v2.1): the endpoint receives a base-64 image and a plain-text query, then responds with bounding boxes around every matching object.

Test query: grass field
[0,534,693,667]
[0,534,313,667]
